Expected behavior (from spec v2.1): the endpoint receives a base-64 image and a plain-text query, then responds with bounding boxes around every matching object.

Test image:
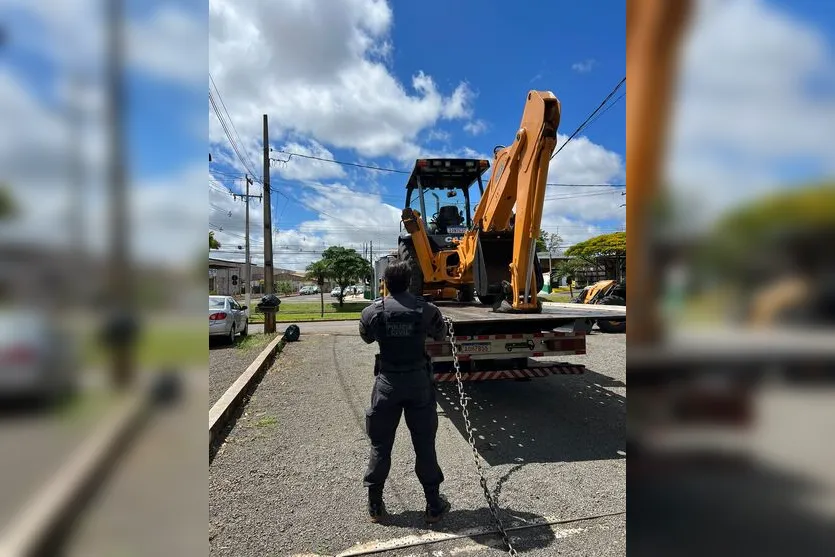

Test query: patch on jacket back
[385,322,415,337]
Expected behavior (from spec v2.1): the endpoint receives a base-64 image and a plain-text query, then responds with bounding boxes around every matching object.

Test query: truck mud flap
[434,363,586,381]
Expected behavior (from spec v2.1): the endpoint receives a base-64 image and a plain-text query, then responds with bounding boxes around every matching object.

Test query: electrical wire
[210,73,260,179]
[209,88,259,179]
[550,77,625,161]
[270,150,409,174]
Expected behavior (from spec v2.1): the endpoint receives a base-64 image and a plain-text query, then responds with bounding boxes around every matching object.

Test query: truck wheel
[476,294,497,306]
[596,295,626,333]
[459,284,475,302]
[397,241,424,296]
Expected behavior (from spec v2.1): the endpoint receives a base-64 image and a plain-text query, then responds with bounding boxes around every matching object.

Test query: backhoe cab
[396,158,489,302]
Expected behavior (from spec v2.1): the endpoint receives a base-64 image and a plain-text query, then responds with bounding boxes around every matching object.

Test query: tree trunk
[320,289,324,317]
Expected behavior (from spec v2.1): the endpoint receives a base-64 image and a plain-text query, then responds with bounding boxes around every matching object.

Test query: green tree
[318,246,372,307]
[209,231,221,250]
[565,231,626,282]
[276,281,294,296]
[535,230,562,253]
[552,256,595,297]
[305,259,330,317]
[537,230,563,281]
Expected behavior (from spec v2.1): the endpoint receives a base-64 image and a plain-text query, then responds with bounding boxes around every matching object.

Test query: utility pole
[105,0,133,390]
[235,175,261,310]
[262,115,275,333]
[67,70,85,305]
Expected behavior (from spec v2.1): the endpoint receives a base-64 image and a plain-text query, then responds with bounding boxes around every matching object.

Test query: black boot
[424,487,451,524]
[368,487,386,523]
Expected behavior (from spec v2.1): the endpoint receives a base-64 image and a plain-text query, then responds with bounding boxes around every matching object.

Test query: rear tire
[228,324,236,344]
[459,284,475,303]
[397,241,424,296]
[476,294,497,306]
[596,295,626,334]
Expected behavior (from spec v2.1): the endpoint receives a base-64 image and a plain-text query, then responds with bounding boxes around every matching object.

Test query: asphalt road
[61,371,206,557]
[209,328,625,556]
[0,397,103,535]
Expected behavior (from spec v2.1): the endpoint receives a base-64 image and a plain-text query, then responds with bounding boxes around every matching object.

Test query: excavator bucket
[473,231,543,301]
[473,230,514,299]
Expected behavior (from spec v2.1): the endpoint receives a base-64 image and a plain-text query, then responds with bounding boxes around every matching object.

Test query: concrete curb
[209,334,286,451]
[249,318,359,325]
[0,390,150,557]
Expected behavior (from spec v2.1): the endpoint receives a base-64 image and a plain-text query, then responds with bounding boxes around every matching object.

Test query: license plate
[447,227,467,234]
[460,342,490,353]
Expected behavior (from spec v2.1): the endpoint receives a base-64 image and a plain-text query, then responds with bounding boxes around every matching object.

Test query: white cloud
[209,0,477,162]
[427,129,451,143]
[571,59,596,73]
[667,0,835,228]
[541,133,625,229]
[273,140,347,182]
[127,6,207,86]
[464,119,488,136]
[547,134,624,185]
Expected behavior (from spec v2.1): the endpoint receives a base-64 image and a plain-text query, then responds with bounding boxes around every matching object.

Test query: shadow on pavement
[629,449,835,557]
[379,505,556,554]
[435,369,625,466]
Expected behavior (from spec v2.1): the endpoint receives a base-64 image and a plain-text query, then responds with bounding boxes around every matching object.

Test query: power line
[210,73,260,179]
[269,149,623,188]
[585,92,624,130]
[209,88,259,179]
[551,76,625,161]
[270,149,410,174]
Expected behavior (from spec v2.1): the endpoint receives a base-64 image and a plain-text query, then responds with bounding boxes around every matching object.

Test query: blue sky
[2,0,832,269]
[208,0,627,269]
[390,0,626,157]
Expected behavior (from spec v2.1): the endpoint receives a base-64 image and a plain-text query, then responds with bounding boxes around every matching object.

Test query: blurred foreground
[0,1,206,555]
[628,1,835,555]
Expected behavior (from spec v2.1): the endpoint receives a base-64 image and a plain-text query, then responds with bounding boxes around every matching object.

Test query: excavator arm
[471,91,561,310]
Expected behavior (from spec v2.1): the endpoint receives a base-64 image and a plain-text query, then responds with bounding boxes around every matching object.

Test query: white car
[209,296,249,343]
[330,287,342,298]
[0,310,78,403]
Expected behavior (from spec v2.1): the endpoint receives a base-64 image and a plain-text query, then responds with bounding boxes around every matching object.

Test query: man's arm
[358,306,377,344]
[425,303,448,341]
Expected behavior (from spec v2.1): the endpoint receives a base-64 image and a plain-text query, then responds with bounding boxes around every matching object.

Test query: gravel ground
[209,329,625,556]
[210,334,278,408]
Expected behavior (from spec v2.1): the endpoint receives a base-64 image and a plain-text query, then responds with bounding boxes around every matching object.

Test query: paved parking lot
[209,326,625,556]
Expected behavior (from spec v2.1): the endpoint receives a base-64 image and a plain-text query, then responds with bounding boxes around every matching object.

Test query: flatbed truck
[425,301,626,382]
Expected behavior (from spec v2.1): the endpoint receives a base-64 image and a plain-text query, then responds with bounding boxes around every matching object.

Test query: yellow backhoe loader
[570,279,627,333]
[383,90,561,313]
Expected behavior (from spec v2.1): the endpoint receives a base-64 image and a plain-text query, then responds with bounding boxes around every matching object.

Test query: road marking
[324,518,598,556]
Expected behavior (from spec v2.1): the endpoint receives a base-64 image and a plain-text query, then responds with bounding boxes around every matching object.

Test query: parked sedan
[0,309,79,403]
[330,287,342,298]
[209,296,249,343]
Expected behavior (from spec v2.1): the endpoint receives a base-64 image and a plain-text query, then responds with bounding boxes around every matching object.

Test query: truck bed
[437,301,626,323]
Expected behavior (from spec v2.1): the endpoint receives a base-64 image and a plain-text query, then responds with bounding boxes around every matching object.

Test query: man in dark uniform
[359,261,451,524]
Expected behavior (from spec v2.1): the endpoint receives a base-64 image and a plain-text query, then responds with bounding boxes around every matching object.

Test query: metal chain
[444,316,518,556]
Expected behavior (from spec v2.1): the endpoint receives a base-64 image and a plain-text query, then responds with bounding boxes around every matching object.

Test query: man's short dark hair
[384,261,413,295]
